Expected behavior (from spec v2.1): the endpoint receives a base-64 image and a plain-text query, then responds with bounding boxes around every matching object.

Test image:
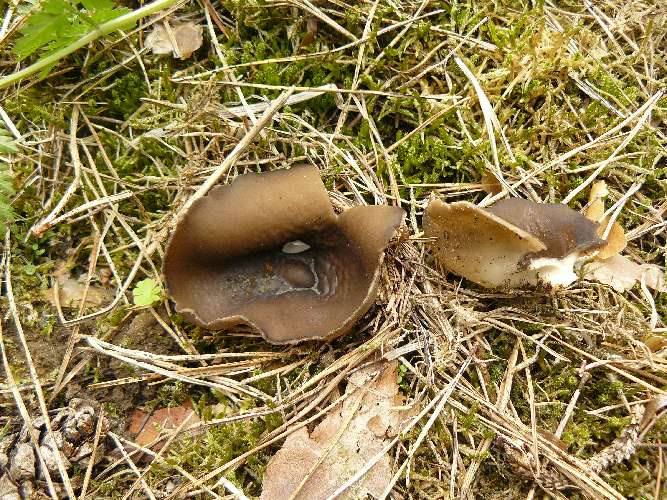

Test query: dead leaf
[45,263,113,309]
[300,17,318,47]
[129,402,200,448]
[145,22,203,59]
[480,171,502,195]
[585,254,666,293]
[644,335,667,352]
[260,362,413,500]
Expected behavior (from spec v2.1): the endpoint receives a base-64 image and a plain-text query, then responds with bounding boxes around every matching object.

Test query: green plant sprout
[133,278,162,307]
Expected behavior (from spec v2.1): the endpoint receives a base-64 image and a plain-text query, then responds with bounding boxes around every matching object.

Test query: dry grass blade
[1,250,60,500]
[30,107,82,237]
[2,233,76,498]
[562,90,663,204]
[2,0,665,498]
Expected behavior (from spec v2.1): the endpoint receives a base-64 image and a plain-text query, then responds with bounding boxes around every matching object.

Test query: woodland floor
[0,0,666,499]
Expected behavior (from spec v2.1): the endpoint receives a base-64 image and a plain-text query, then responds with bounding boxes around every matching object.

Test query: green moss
[396,362,410,391]
[606,418,666,496]
[388,119,477,196]
[561,420,595,453]
[587,67,639,107]
[460,402,481,431]
[89,475,126,497]
[4,88,66,129]
[104,401,122,421]
[151,412,283,495]
[543,366,579,400]
[148,381,191,412]
[488,360,507,385]
[107,72,147,120]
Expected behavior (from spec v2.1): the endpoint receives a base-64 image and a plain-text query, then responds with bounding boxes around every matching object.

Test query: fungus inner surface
[164,165,404,343]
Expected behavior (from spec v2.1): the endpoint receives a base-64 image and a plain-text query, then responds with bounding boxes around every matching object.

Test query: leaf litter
[260,361,414,500]
[129,402,200,449]
[45,260,113,309]
[2,1,667,498]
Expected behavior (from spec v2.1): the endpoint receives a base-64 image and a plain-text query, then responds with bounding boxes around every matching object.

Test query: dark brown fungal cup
[424,198,605,289]
[163,165,405,344]
[486,198,605,261]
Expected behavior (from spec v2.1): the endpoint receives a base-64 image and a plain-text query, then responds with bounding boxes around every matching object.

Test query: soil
[2,310,181,436]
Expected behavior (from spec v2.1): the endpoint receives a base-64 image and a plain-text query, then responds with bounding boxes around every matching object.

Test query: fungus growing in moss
[163,165,404,344]
[424,198,605,288]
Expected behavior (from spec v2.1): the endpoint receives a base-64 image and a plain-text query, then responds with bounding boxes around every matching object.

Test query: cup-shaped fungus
[424,198,605,289]
[164,165,405,344]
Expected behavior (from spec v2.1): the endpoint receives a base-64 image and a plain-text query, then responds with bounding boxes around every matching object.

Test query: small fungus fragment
[282,240,311,254]
[424,198,605,289]
[583,180,627,259]
[580,181,666,293]
[585,254,667,293]
[145,22,203,59]
[163,165,404,344]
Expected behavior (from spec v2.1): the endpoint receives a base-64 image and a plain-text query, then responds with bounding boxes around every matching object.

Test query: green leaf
[0,200,13,219]
[13,0,133,62]
[13,0,73,60]
[132,278,162,307]
[0,132,18,154]
[81,0,131,25]
[0,178,14,195]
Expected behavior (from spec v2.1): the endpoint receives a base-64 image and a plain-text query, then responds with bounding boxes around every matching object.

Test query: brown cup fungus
[424,198,605,289]
[163,165,405,344]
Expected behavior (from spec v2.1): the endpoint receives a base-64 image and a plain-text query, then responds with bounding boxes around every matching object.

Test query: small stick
[31,107,82,237]
[79,407,107,498]
[555,363,591,438]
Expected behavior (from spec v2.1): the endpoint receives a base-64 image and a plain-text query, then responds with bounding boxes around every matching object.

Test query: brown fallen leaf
[585,254,666,293]
[128,402,200,449]
[145,21,203,59]
[480,170,502,195]
[260,362,413,500]
[644,335,667,352]
[300,17,318,47]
